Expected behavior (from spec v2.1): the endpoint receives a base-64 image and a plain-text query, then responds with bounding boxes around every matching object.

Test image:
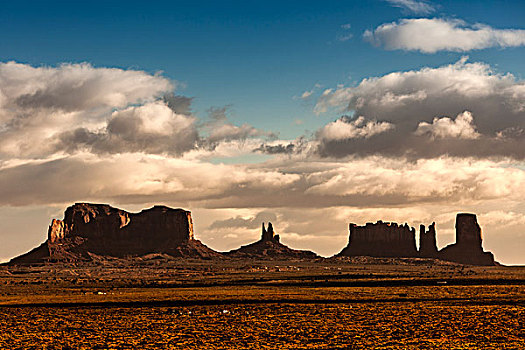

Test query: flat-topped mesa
[338,221,418,258]
[439,213,495,265]
[48,203,194,246]
[8,202,216,264]
[455,213,482,248]
[419,222,438,258]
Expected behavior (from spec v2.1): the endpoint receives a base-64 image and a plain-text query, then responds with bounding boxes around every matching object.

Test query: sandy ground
[0,258,524,349]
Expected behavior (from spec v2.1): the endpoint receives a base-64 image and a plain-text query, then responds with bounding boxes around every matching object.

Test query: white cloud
[313,58,525,159]
[318,116,394,140]
[0,62,272,158]
[315,57,525,115]
[55,101,199,156]
[415,110,480,139]
[0,152,302,207]
[303,157,525,203]
[207,123,262,144]
[385,0,435,14]
[0,62,174,158]
[0,61,172,115]
[364,18,525,53]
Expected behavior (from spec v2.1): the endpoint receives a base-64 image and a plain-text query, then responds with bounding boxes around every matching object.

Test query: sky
[1,0,525,264]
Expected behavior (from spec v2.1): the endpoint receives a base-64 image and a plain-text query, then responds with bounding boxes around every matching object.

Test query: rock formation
[8,203,218,264]
[338,214,495,265]
[7,205,497,266]
[225,222,317,259]
[419,222,438,258]
[338,221,418,258]
[439,213,495,266]
[261,222,280,243]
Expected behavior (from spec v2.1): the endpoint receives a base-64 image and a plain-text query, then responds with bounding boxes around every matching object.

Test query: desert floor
[1,257,524,349]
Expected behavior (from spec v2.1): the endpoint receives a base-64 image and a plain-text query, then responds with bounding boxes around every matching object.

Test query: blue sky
[2,0,524,137]
[1,0,525,264]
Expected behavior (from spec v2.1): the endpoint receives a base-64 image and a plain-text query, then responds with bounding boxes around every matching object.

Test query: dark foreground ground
[0,257,524,349]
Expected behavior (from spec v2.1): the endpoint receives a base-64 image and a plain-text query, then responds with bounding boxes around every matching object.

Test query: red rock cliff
[48,203,194,247]
[8,203,218,264]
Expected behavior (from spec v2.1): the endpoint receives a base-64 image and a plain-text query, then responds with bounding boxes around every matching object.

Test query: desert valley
[1,203,523,349]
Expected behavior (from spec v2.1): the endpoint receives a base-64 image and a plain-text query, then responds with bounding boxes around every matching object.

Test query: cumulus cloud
[297,83,322,100]
[314,58,525,159]
[414,111,480,139]
[364,18,525,53]
[0,62,174,158]
[385,0,435,15]
[0,61,172,114]
[0,62,272,159]
[318,116,395,141]
[55,101,199,156]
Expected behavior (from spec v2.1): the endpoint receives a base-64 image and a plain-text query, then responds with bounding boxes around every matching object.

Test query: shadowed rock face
[439,213,494,266]
[338,221,418,258]
[338,214,495,266]
[455,213,483,247]
[9,203,218,264]
[419,223,438,258]
[48,203,194,255]
[261,222,280,243]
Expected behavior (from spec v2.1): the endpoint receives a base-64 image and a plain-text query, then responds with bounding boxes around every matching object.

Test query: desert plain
[1,257,524,349]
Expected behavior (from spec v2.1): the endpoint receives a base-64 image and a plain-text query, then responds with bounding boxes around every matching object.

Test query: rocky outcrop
[48,203,194,245]
[338,221,418,258]
[226,222,317,259]
[419,222,438,258]
[8,203,218,264]
[439,213,495,266]
[338,214,496,265]
[260,222,280,242]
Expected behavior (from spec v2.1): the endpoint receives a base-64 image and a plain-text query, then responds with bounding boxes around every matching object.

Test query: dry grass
[1,301,523,349]
[0,260,524,349]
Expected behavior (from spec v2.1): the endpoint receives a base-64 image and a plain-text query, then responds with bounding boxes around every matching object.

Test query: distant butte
[8,203,218,264]
[5,203,497,266]
[439,213,495,266]
[338,221,418,258]
[338,213,496,266]
[225,222,318,259]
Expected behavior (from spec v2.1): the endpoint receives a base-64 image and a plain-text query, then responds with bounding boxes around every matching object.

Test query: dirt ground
[0,258,524,349]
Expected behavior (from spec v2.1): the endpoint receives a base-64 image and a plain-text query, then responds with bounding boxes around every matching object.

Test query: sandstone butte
[6,203,496,266]
[8,203,219,264]
[337,213,496,266]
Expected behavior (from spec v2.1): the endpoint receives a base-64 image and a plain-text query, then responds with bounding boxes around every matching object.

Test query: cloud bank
[364,18,525,53]
[313,58,525,159]
[0,61,271,159]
